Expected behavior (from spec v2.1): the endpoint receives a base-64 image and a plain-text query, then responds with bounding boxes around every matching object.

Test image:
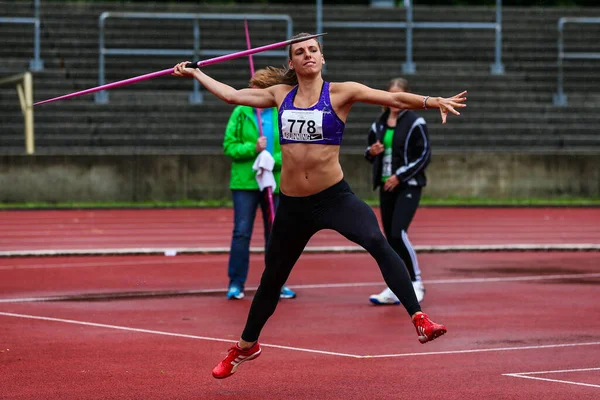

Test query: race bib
[281,109,324,141]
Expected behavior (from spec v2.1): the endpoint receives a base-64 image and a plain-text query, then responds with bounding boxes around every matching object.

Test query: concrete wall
[1,152,599,202]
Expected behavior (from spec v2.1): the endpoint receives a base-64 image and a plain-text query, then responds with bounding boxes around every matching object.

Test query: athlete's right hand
[369,140,384,156]
[172,62,197,78]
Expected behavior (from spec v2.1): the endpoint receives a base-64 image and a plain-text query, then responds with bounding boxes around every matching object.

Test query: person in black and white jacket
[364,77,431,305]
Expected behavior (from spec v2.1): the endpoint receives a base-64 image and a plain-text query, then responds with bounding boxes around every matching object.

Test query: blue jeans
[228,189,279,290]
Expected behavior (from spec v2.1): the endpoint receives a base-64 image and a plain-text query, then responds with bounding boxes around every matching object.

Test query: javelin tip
[290,32,327,43]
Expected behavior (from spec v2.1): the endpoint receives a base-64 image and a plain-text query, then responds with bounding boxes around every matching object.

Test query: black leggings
[241,180,421,342]
[379,185,422,281]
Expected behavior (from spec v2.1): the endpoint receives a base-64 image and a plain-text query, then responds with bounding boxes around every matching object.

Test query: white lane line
[366,342,600,358]
[1,272,599,303]
[0,312,359,358]
[291,272,600,289]
[0,256,225,270]
[503,367,600,389]
[507,367,600,375]
[1,243,600,257]
[2,312,600,360]
[0,251,357,270]
[0,288,229,303]
[0,251,358,270]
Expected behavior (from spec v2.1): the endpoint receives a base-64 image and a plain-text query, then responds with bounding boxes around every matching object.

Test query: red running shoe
[212,342,261,379]
[413,313,447,344]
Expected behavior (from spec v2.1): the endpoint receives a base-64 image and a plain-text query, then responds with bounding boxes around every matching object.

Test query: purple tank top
[278,81,345,145]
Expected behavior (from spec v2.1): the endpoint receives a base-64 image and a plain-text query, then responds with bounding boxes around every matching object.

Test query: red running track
[1,207,599,398]
[1,207,599,252]
[1,252,599,399]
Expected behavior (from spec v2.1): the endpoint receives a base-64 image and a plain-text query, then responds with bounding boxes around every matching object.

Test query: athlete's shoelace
[222,346,239,360]
[415,315,430,330]
[226,345,254,358]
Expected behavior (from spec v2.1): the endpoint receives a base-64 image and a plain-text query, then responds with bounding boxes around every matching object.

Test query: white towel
[252,150,276,191]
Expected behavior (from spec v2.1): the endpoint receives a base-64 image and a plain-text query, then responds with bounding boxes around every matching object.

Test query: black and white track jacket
[364,109,431,191]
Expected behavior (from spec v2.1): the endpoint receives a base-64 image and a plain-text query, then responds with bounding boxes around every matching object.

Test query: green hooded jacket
[223,105,282,192]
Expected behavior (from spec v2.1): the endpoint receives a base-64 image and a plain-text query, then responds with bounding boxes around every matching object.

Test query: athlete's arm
[172,62,280,108]
[333,82,466,124]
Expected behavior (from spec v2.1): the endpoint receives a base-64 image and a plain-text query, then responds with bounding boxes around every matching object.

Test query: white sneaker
[412,279,425,303]
[369,287,400,305]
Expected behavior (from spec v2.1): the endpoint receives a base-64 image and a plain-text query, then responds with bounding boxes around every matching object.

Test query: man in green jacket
[223,69,296,301]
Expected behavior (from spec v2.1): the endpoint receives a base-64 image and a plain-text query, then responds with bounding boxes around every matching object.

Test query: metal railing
[0,0,44,71]
[95,12,293,104]
[553,17,600,106]
[315,0,504,75]
[0,72,35,154]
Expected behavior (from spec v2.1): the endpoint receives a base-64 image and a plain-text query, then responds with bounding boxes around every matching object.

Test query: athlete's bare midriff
[279,143,344,197]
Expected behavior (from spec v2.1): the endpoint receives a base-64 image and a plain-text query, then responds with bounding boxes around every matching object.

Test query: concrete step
[3,120,599,138]
[3,133,597,155]
[342,133,600,150]
[3,106,600,125]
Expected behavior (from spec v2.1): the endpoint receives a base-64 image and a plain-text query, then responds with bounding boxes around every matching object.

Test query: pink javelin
[34,32,326,106]
[244,20,276,226]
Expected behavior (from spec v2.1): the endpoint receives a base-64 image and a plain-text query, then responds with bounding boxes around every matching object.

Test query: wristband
[423,96,430,110]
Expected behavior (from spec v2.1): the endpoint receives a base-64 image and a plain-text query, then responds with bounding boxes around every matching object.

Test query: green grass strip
[1,196,599,209]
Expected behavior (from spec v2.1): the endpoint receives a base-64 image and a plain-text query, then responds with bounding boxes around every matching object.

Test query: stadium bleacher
[1,1,600,154]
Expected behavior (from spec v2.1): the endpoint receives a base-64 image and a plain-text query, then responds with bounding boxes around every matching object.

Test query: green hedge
[414,0,597,5]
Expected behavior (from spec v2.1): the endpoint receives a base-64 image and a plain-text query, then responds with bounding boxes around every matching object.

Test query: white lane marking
[1,312,600,360]
[0,256,224,270]
[503,367,600,389]
[366,342,600,358]
[2,272,600,303]
[0,311,360,358]
[2,243,600,257]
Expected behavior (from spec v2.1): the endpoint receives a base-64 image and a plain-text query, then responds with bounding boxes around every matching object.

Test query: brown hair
[382,77,410,112]
[388,77,409,92]
[249,67,287,88]
[248,33,324,87]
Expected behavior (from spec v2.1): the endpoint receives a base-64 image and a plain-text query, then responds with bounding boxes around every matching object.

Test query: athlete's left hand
[384,175,400,192]
[438,91,467,124]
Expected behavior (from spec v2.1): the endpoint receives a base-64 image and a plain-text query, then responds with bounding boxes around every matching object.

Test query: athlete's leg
[241,197,315,343]
[317,189,420,316]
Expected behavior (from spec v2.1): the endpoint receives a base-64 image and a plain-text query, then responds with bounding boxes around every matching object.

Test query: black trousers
[241,179,421,342]
[379,185,422,281]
